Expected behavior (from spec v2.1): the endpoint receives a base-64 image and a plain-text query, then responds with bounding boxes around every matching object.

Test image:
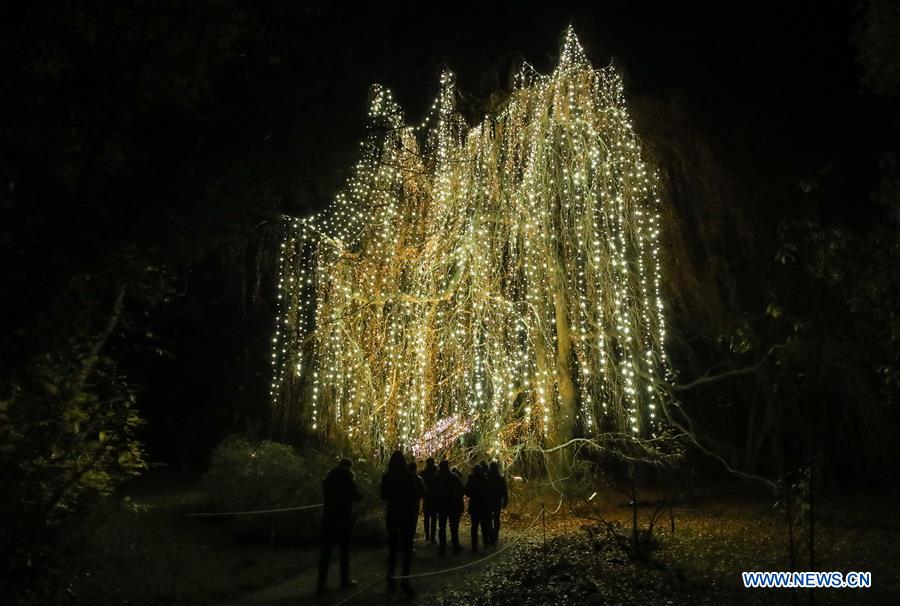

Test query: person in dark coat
[464,464,491,551]
[317,458,363,594]
[485,461,509,545]
[433,459,464,555]
[381,450,422,596]
[420,457,438,543]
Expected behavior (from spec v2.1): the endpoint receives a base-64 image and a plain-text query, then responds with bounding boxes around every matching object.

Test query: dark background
[1,0,896,470]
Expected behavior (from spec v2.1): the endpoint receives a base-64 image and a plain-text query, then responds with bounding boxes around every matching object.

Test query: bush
[201,436,385,545]
[0,339,146,604]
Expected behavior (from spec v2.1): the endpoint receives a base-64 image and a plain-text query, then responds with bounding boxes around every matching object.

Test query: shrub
[201,436,385,545]
[0,320,147,604]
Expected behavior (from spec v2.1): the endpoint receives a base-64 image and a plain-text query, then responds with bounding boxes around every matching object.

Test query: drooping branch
[667,414,778,490]
[634,345,779,394]
[270,28,676,459]
[670,346,778,392]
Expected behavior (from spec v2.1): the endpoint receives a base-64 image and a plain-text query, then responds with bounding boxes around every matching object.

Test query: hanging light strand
[271,28,673,456]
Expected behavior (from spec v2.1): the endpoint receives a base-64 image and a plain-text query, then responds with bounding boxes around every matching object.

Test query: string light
[270,28,673,457]
[410,415,474,459]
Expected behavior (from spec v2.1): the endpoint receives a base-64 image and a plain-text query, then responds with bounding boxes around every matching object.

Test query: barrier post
[541,502,546,551]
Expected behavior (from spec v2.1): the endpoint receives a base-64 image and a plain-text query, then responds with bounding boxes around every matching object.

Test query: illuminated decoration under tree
[271,29,674,459]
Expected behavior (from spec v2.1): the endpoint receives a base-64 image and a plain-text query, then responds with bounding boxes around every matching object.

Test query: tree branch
[72,283,128,395]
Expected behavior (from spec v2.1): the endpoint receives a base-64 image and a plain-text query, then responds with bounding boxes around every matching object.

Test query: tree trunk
[551,289,576,473]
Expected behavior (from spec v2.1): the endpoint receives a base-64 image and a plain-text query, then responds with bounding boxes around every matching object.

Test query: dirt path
[226,517,537,606]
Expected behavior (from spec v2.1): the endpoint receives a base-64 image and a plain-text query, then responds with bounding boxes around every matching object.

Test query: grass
[477,487,900,605]
[654,493,900,604]
[74,473,319,605]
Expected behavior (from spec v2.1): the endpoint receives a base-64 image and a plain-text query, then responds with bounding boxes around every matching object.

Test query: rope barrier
[334,500,560,606]
[332,575,386,606]
[398,507,544,580]
[185,503,323,517]
[184,496,561,604]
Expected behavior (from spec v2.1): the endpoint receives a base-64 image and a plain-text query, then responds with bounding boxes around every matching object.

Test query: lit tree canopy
[271,29,674,459]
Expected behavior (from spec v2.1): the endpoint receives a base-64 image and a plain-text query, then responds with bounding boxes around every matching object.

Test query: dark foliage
[435,532,710,606]
[201,435,384,545]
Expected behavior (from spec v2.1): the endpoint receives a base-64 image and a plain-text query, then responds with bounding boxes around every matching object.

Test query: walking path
[224,539,510,605]
[225,510,545,606]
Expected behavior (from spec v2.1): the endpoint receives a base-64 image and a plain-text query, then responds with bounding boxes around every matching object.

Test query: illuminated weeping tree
[271,29,675,460]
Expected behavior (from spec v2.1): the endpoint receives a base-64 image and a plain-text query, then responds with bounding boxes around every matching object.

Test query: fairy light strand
[270,28,672,457]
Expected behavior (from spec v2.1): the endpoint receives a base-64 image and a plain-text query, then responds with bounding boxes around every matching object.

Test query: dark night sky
[250,0,876,221]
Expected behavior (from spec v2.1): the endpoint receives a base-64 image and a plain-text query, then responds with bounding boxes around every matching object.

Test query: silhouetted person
[465,464,491,551]
[420,457,438,543]
[433,459,464,555]
[317,458,362,595]
[381,450,422,596]
[485,461,509,545]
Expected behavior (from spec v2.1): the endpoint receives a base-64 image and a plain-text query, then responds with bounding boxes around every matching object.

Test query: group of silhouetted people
[316,451,509,597]
[464,459,509,550]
